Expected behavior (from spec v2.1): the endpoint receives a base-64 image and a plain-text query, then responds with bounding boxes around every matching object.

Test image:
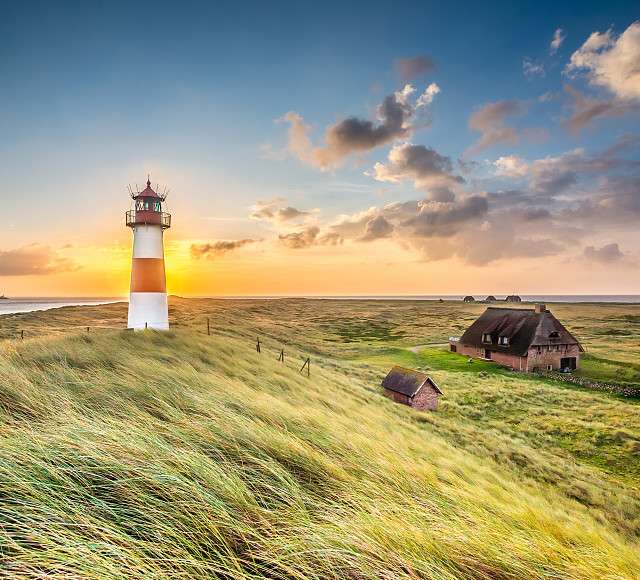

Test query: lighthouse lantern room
[126,178,171,330]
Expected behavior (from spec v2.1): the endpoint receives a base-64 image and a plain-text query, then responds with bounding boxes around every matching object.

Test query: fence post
[278,349,284,363]
[20,330,24,340]
[256,337,261,353]
[145,322,148,330]
[299,357,310,377]
[207,318,210,336]
[87,327,90,333]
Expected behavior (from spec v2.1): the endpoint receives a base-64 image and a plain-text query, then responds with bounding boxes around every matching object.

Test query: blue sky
[0,1,639,295]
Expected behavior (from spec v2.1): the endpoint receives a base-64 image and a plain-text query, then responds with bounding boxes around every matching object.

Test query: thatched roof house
[451,304,583,372]
[505,295,522,302]
[463,296,475,302]
[382,366,442,411]
[485,295,497,302]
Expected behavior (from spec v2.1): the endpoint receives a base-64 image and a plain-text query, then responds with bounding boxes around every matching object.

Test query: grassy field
[1,298,639,577]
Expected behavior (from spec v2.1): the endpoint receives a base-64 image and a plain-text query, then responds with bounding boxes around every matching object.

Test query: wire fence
[2,317,313,377]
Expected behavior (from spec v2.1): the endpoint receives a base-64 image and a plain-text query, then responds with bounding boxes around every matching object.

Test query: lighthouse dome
[134,178,162,199]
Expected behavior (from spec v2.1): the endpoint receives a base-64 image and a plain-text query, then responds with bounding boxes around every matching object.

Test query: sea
[0,297,124,315]
[1,295,639,316]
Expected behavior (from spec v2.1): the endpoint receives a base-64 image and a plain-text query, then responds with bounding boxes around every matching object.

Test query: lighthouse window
[136,200,144,210]
[154,202,161,212]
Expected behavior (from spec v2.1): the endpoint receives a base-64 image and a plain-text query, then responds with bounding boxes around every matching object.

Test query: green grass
[1,298,639,577]
[575,353,640,385]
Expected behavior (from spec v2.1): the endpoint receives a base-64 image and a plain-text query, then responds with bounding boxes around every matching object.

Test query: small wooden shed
[381,366,443,411]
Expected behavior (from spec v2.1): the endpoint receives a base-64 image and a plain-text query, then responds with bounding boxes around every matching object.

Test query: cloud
[467,100,524,155]
[583,243,624,263]
[0,245,78,276]
[523,58,545,78]
[360,215,394,241]
[278,226,320,249]
[494,155,529,177]
[550,28,566,55]
[416,83,441,107]
[528,149,583,194]
[562,85,635,132]
[250,199,309,222]
[566,21,640,101]
[402,196,489,238]
[395,55,436,81]
[371,143,465,201]
[190,239,258,259]
[282,84,440,169]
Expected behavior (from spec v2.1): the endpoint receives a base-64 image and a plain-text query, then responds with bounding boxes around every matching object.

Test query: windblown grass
[1,298,639,577]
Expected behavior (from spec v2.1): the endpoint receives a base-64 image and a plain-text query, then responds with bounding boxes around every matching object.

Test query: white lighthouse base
[128,292,169,330]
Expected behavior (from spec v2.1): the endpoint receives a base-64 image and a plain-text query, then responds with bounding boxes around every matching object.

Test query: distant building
[450,304,583,372]
[505,295,522,302]
[463,296,475,302]
[382,366,442,411]
[485,295,497,302]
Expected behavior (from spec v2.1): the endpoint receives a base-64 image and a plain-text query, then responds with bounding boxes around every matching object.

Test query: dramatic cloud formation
[371,143,465,201]
[0,245,77,276]
[190,239,258,259]
[467,100,524,155]
[251,199,309,222]
[395,55,436,81]
[584,243,624,263]
[550,28,566,55]
[282,83,440,169]
[566,21,640,101]
[523,58,545,78]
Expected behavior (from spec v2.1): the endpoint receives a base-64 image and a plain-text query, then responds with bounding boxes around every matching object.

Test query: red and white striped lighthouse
[125,178,171,330]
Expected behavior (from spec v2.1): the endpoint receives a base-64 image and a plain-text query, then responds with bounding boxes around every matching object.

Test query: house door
[484,349,491,359]
[560,357,576,371]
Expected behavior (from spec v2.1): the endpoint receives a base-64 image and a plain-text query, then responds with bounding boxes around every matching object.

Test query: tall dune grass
[1,328,639,578]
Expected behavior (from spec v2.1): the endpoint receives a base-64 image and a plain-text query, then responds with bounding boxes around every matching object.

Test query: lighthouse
[125,178,171,330]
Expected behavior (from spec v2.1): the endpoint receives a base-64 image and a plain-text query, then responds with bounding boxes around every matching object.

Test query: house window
[549,331,560,338]
[498,336,509,346]
[482,333,491,343]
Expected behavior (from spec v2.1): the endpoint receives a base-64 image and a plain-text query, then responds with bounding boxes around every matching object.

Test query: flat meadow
[0,298,639,578]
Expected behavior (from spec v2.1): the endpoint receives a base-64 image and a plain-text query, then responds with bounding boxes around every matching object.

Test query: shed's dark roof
[459,307,583,356]
[382,366,442,397]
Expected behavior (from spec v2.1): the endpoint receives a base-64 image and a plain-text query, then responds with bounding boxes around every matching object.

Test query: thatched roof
[382,366,442,397]
[459,307,583,356]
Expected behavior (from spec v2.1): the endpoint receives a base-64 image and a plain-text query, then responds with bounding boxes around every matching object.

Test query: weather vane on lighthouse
[125,177,171,329]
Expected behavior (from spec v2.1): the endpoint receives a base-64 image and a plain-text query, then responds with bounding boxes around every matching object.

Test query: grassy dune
[1,299,639,577]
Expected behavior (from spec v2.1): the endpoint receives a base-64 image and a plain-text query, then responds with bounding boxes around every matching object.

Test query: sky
[0,1,639,297]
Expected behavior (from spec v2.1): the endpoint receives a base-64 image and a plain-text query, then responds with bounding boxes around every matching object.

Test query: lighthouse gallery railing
[125,210,171,229]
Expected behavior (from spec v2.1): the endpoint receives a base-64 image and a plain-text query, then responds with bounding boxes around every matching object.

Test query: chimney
[535,303,546,314]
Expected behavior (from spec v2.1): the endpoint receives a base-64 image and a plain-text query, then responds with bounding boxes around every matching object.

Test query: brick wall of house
[456,343,527,371]
[526,344,581,371]
[455,342,581,372]
[383,389,411,406]
[411,385,440,411]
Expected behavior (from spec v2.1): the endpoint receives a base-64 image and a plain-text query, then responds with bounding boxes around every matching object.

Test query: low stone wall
[537,371,640,398]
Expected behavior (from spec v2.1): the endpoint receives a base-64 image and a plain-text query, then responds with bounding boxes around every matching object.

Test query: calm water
[0,298,123,315]
[1,295,638,316]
